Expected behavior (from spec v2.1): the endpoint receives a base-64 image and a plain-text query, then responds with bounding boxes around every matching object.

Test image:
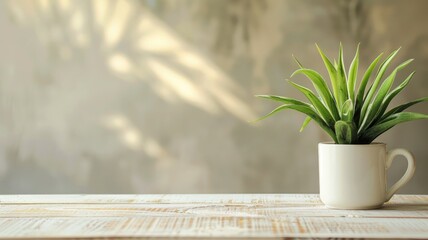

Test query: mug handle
[385,148,416,201]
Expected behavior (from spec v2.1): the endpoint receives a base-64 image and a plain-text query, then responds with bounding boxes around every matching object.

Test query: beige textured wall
[0,0,427,194]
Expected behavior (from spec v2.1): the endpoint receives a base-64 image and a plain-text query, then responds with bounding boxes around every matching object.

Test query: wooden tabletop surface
[0,194,427,239]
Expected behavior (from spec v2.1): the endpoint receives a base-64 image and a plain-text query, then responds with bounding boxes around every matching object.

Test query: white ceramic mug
[318,142,415,209]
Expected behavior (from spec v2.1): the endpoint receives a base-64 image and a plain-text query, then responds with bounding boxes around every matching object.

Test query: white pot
[318,142,415,210]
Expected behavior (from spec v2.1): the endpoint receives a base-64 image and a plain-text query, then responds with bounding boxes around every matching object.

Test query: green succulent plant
[256,44,428,144]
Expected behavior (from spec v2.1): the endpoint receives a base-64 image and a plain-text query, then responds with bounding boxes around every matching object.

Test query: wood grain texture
[0,194,427,239]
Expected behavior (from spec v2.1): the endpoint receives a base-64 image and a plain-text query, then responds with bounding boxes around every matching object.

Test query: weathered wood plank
[0,194,427,239]
[0,216,427,238]
[1,203,428,218]
[0,194,323,204]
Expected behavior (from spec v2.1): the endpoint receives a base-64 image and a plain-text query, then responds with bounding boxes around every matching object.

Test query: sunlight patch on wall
[135,17,181,53]
[5,0,256,122]
[145,59,220,114]
[6,0,257,122]
[70,10,89,47]
[58,0,71,12]
[70,9,84,31]
[104,114,141,150]
[109,53,133,74]
[102,0,133,47]
[175,52,258,121]
[103,114,171,163]
[38,0,51,13]
[93,0,108,29]
[134,9,257,121]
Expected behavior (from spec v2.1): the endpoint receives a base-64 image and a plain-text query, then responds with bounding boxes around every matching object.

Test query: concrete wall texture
[0,0,427,194]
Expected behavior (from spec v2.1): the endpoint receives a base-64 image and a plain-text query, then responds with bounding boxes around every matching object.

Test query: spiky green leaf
[381,97,428,121]
[372,71,415,123]
[341,99,354,122]
[354,53,383,123]
[359,59,414,133]
[347,44,359,101]
[288,80,335,128]
[359,71,397,133]
[335,120,357,144]
[359,48,401,125]
[336,43,349,108]
[291,68,339,120]
[256,95,311,107]
[292,54,304,68]
[255,104,337,142]
[315,44,342,109]
[359,112,428,143]
[300,116,312,132]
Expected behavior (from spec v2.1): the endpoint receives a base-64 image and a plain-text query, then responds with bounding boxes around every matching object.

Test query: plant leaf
[354,53,384,123]
[255,104,337,142]
[335,120,357,144]
[291,68,339,120]
[300,116,312,132]
[359,48,401,126]
[336,43,349,108]
[347,44,359,101]
[292,54,304,68]
[256,95,311,107]
[359,112,428,143]
[341,99,354,122]
[358,71,397,133]
[288,80,335,128]
[373,71,415,123]
[381,97,428,121]
[358,59,414,133]
[315,44,341,110]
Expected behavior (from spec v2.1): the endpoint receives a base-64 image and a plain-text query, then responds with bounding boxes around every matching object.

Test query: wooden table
[0,194,427,239]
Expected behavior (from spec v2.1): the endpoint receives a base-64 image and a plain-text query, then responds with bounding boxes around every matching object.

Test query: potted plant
[256,44,428,209]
